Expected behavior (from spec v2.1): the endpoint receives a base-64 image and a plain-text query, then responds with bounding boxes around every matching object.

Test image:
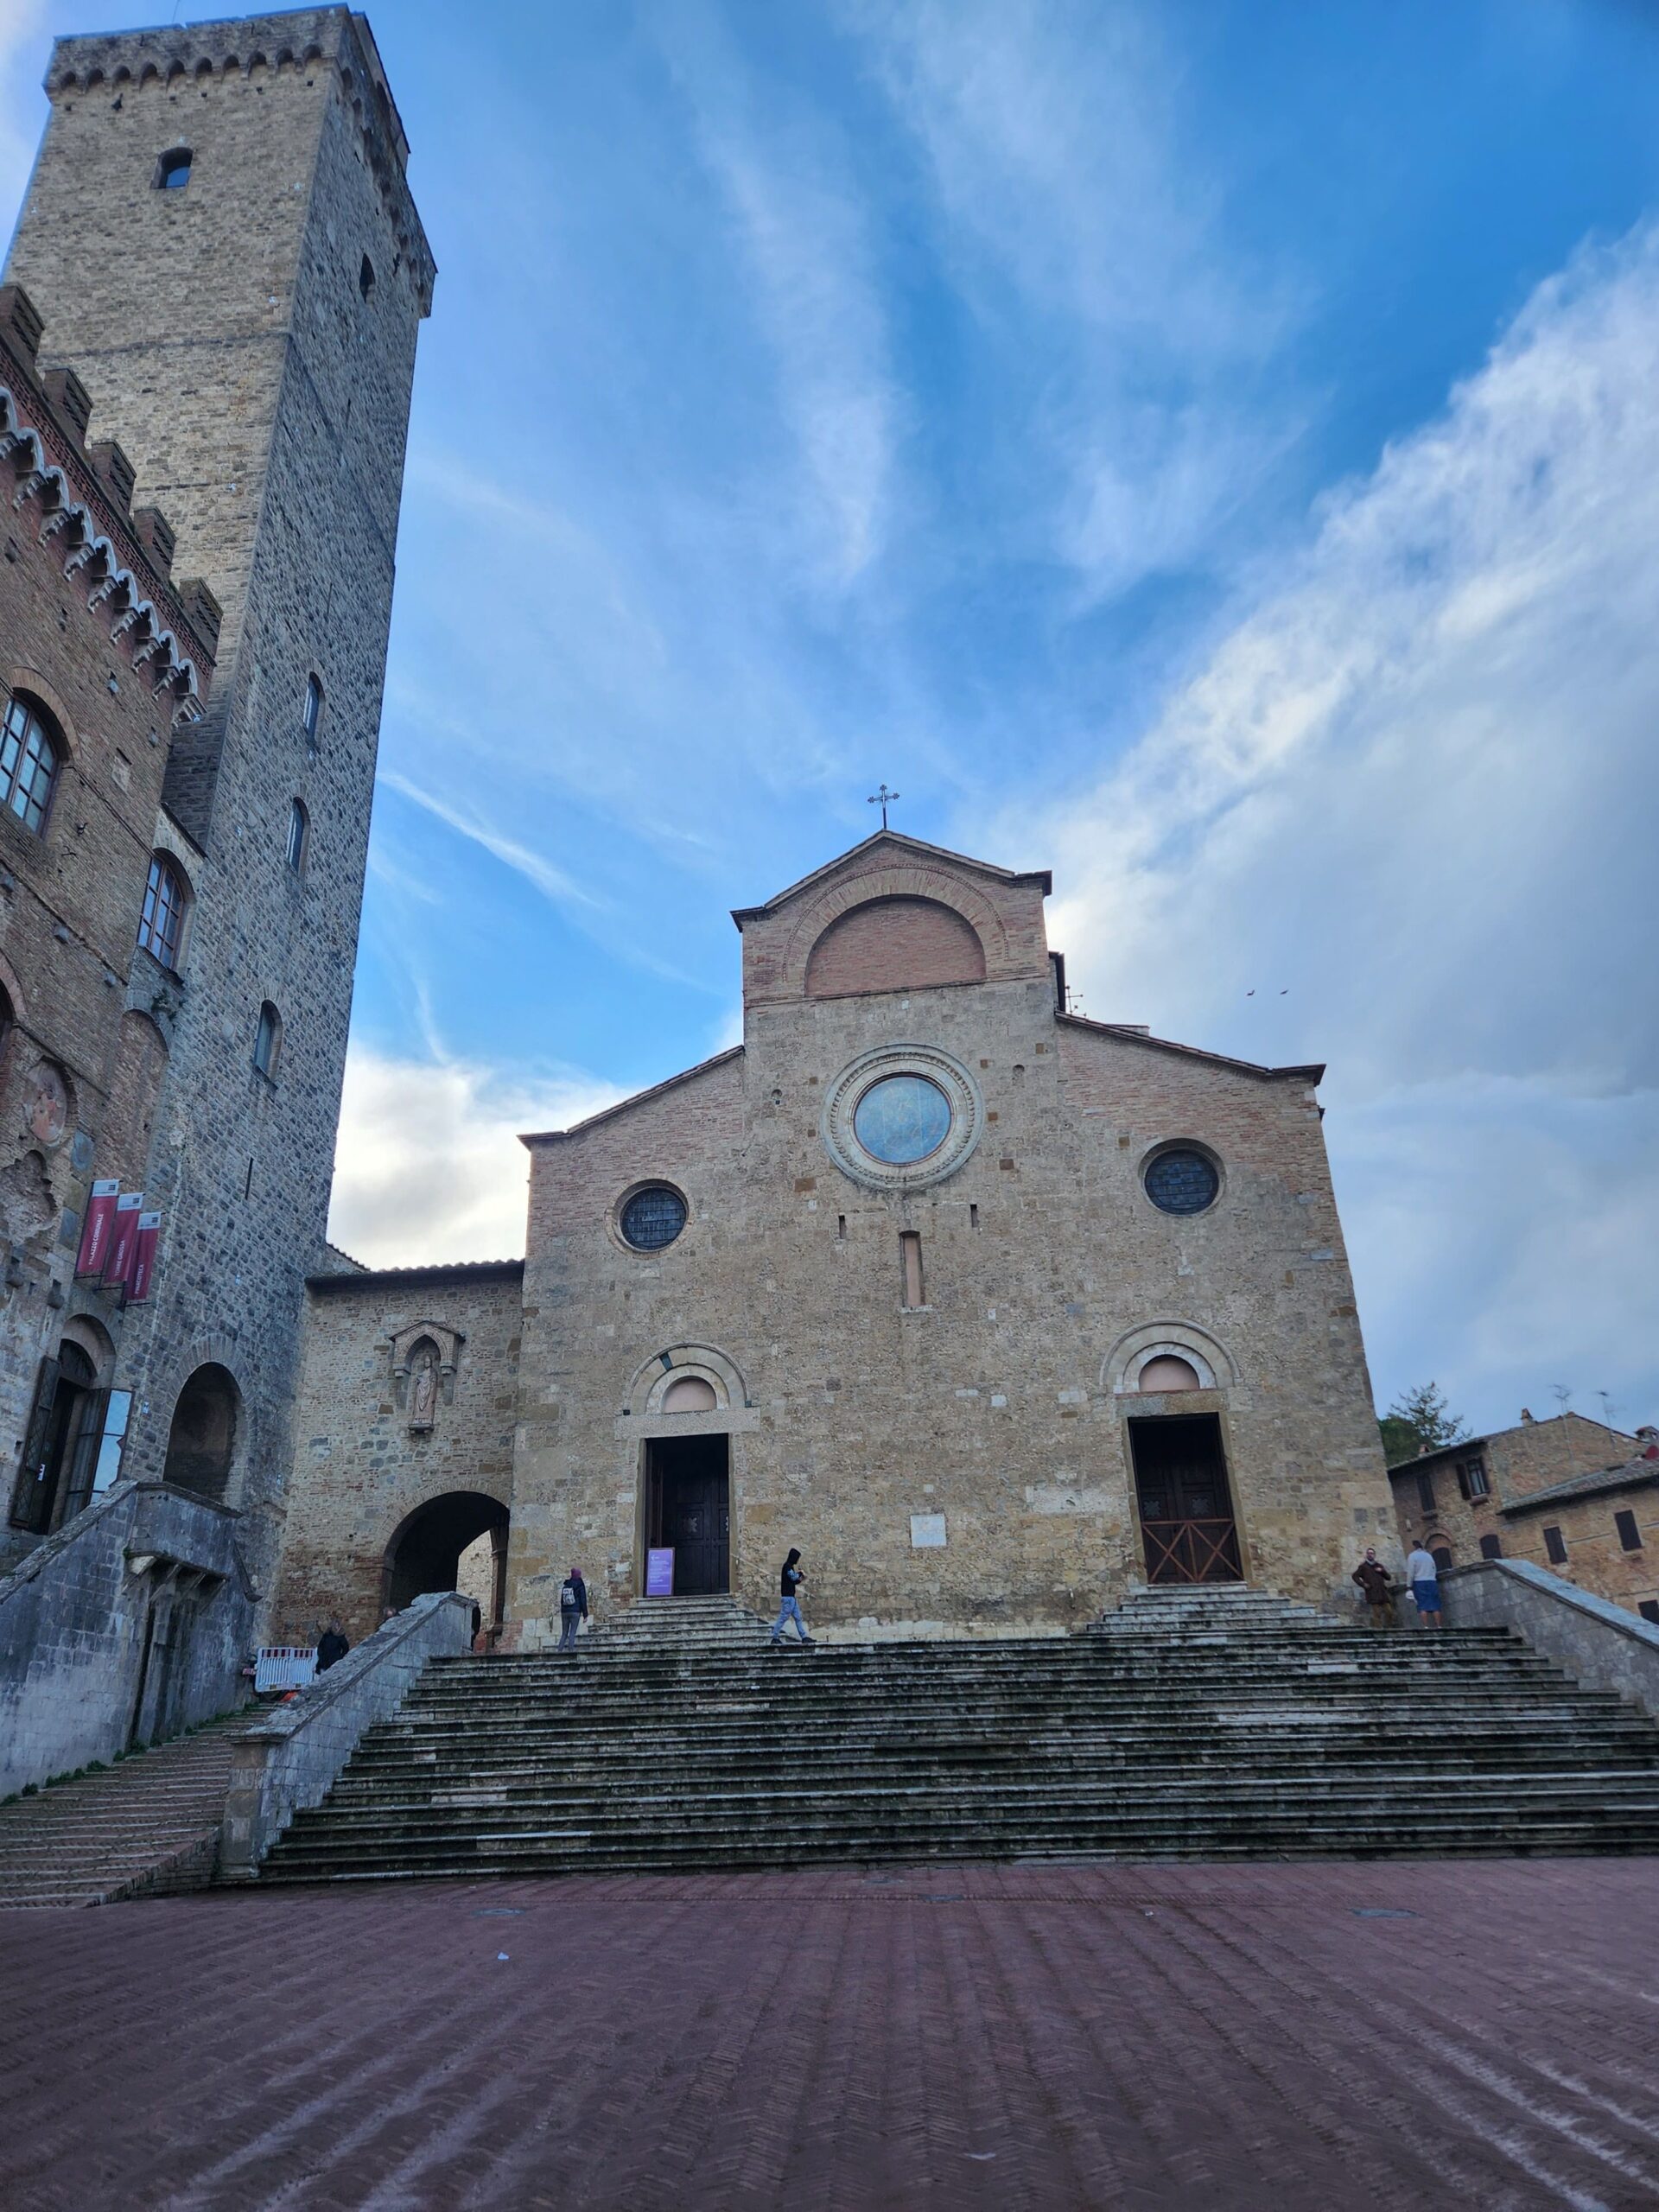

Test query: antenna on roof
[868,783,900,831]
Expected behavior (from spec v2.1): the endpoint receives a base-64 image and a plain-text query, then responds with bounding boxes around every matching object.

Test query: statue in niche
[409,1345,438,1432]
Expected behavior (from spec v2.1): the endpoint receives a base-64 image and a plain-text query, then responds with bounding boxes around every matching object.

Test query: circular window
[620,1185,688,1250]
[1144,1147,1220,1216]
[822,1045,983,1192]
[853,1073,952,1166]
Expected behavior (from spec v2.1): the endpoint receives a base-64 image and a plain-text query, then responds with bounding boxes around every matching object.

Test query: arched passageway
[383,1491,510,1625]
[163,1363,240,1502]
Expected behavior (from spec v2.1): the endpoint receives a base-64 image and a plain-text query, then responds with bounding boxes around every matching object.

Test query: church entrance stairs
[0,1711,248,1907]
[256,1587,1659,1882]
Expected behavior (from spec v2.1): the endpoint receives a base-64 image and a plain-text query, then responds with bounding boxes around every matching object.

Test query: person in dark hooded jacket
[557,1567,588,1649]
[769,1549,814,1646]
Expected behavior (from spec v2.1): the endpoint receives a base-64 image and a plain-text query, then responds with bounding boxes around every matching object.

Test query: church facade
[275,834,1395,1643]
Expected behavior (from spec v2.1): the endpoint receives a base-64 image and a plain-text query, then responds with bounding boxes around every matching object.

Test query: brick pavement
[4,1859,1659,2210]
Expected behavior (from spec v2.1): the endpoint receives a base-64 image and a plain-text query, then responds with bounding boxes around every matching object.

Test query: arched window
[359,254,375,302]
[1,694,60,836]
[137,854,188,968]
[302,674,323,744]
[285,798,308,873]
[1138,1355,1202,1393]
[661,1376,717,1414]
[155,146,193,189]
[253,1001,283,1079]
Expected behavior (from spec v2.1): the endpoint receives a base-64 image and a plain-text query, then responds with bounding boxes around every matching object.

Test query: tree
[1378,1381,1470,1466]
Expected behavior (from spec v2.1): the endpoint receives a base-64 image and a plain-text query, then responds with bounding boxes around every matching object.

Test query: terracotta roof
[1055,1013,1324,1084]
[306,1258,524,1291]
[1500,1452,1659,1516]
[731,830,1052,925]
[520,1046,745,1144]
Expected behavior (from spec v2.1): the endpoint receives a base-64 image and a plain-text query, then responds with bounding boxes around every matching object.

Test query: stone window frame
[252,1000,283,1081]
[137,850,190,970]
[1136,1137,1225,1220]
[285,797,308,874]
[153,145,194,190]
[821,1042,983,1194]
[0,686,67,841]
[610,1178,692,1257]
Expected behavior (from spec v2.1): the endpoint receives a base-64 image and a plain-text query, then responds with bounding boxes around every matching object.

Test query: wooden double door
[645,1434,730,1595]
[1128,1414,1243,1585]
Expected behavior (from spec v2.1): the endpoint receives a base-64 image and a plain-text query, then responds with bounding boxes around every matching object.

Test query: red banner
[75,1180,119,1276]
[125,1211,161,1302]
[104,1192,143,1289]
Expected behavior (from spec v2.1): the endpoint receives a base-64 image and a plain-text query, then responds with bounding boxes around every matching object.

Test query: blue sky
[5,2,1658,1436]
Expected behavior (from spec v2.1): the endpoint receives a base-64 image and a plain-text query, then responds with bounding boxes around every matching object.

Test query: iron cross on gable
[868,784,900,831]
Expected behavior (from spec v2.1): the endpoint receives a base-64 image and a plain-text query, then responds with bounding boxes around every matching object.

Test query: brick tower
[4,12,433,1598]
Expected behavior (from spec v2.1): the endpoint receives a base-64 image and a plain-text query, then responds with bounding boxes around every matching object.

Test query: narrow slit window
[900,1231,925,1310]
[836,1215,846,1242]
[285,798,308,872]
[969,1204,979,1230]
[359,254,375,302]
[302,673,323,743]
[252,1001,282,1079]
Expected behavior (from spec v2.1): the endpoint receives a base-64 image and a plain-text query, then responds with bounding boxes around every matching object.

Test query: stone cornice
[0,328,215,725]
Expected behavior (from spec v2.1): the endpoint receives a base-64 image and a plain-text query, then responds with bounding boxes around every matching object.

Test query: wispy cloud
[376,766,605,917]
[1026,222,1659,1425]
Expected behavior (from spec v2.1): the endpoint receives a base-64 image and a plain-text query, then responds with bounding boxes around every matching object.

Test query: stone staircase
[0,1711,248,1907]
[257,1586,1659,1882]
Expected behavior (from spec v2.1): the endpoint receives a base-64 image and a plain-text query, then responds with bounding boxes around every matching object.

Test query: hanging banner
[75,1180,120,1275]
[126,1211,162,1303]
[104,1191,143,1289]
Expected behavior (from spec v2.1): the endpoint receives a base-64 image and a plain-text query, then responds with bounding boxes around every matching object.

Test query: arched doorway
[163,1363,240,1502]
[383,1491,510,1625]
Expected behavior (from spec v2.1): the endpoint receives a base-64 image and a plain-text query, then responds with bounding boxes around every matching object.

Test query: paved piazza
[5,1859,1659,2210]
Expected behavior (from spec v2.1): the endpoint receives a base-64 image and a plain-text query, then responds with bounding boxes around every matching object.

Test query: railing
[1442,1558,1659,1719]
[1140,1516,1243,1586]
[219,1590,475,1879]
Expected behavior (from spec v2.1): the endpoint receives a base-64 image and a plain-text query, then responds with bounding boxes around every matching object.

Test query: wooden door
[1130,1414,1243,1585]
[663,1465,729,1593]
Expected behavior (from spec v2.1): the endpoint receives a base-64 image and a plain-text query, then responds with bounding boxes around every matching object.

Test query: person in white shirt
[1405,1543,1442,1627]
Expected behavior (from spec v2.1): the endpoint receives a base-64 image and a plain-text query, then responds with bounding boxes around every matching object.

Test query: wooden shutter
[10,1357,60,1533]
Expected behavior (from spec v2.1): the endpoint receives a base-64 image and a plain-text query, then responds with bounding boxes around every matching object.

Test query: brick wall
[805,894,987,998]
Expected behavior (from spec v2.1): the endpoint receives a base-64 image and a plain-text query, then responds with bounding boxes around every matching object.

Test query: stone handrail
[219,1591,475,1879]
[1442,1558,1659,1719]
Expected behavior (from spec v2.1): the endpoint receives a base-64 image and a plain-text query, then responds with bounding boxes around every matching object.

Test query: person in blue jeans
[557,1566,588,1649]
[770,1548,814,1645]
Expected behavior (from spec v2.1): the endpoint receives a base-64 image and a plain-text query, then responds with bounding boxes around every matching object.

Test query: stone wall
[1389,1413,1641,1589]
[4,15,431,1613]
[0,1478,252,1797]
[272,1265,523,1644]
[508,836,1394,1641]
[1442,1557,1659,1720]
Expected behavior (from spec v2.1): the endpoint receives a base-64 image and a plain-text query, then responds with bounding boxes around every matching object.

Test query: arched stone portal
[384,1491,510,1624]
[163,1363,240,1503]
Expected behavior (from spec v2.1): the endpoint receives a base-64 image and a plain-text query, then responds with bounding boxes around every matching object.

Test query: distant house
[1388,1412,1659,1623]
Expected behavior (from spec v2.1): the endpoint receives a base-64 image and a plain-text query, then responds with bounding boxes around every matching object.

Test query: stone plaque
[910,1513,947,1549]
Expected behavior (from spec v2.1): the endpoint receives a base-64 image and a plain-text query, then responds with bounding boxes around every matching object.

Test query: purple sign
[645,1548,675,1598]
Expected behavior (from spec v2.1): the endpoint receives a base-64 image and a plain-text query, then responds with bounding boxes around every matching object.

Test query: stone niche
[389,1319,463,1431]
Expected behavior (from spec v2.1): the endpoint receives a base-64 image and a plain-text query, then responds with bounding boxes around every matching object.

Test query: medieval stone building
[274,834,1397,1646]
[0,10,430,1792]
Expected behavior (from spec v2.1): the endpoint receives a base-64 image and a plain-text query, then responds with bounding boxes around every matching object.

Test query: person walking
[1351,1546,1397,1629]
[1406,1542,1443,1628]
[557,1566,588,1650]
[770,1548,814,1646]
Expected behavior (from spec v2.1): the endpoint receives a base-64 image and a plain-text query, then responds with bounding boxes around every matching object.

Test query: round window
[1144,1147,1219,1216]
[620,1185,688,1250]
[853,1074,952,1166]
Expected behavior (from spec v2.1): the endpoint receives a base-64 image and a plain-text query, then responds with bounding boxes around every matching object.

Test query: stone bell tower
[4,11,433,1592]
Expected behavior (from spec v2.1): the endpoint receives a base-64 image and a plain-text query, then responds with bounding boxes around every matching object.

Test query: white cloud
[849,0,1301,594]
[1027,223,1659,1428]
[329,1046,624,1268]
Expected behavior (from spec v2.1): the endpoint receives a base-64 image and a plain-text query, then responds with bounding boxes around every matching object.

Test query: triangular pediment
[731,831,1051,928]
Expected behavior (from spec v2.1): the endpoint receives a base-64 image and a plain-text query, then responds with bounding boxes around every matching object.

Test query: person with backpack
[557,1566,588,1649]
[769,1548,814,1646]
